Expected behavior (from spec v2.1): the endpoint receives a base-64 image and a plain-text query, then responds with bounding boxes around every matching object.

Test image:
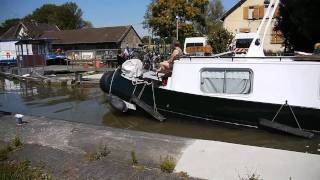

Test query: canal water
[0,78,320,154]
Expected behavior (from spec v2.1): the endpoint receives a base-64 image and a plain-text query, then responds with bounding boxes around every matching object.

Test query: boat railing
[179,54,320,62]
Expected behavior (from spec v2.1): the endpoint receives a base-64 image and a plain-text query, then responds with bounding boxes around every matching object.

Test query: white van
[183,37,208,55]
[232,33,256,54]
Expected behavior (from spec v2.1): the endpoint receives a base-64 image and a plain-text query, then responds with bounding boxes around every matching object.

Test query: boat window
[201,69,252,94]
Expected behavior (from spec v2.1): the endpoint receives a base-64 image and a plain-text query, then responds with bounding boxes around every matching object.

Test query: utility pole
[148,28,151,50]
[176,15,179,40]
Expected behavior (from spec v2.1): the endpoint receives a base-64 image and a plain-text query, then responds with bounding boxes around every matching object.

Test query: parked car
[46,53,70,65]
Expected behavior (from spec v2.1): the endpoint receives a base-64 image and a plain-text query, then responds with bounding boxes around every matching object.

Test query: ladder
[131,82,166,122]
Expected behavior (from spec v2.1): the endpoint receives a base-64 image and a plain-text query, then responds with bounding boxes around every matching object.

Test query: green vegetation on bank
[0,160,52,180]
[160,155,176,173]
[0,137,51,180]
[84,144,111,161]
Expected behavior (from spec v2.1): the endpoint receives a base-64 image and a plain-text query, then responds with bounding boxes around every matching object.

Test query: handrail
[179,55,320,62]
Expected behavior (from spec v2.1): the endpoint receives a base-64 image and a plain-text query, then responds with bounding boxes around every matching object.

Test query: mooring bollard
[14,114,24,125]
[75,72,82,83]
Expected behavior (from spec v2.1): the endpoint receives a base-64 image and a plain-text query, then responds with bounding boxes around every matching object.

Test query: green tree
[208,0,224,21]
[144,0,209,42]
[206,0,233,53]
[141,36,150,44]
[54,2,84,29]
[0,18,21,36]
[207,21,233,53]
[23,2,90,30]
[194,0,225,35]
[81,21,93,28]
[277,0,320,52]
[144,0,233,53]
[24,4,58,24]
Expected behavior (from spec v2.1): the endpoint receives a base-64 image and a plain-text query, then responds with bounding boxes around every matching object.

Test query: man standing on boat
[157,41,183,73]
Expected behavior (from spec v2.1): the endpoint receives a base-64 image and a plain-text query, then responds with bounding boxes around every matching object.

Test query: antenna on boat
[246,0,280,57]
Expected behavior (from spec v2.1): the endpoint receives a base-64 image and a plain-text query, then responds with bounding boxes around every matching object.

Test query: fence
[65,49,119,68]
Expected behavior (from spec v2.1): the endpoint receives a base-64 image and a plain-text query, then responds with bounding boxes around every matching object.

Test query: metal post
[148,28,151,50]
[176,16,179,40]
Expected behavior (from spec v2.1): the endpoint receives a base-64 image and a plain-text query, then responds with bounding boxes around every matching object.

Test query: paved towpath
[175,140,320,180]
[0,113,319,180]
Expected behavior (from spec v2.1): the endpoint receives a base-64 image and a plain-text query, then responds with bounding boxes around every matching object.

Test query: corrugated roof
[0,22,59,40]
[41,26,133,44]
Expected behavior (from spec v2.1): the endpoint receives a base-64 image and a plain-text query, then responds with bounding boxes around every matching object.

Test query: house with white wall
[0,22,59,62]
[221,0,284,53]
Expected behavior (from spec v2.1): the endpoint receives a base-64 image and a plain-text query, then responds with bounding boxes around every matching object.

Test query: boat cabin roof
[178,56,320,65]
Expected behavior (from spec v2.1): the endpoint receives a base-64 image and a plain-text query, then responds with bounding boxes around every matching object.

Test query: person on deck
[157,41,183,73]
[116,49,125,67]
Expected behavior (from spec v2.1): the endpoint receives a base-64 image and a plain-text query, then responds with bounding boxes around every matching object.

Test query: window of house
[248,6,254,20]
[243,5,264,20]
[200,69,253,94]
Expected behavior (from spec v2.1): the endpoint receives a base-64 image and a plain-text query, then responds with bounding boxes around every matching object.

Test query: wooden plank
[258,119,314,139]
[259,5,265,19]
[243,7,248,20]
[131,96,166,122]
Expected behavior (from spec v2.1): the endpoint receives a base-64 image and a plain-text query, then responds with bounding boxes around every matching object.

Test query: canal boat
[100,0,320,135]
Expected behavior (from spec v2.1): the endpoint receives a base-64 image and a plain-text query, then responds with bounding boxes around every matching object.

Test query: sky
[0,0,238,37]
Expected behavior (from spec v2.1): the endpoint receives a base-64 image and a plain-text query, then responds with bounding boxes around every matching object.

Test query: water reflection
[0,77,108,124]
[0,77,320,154]
[0,78,38,96]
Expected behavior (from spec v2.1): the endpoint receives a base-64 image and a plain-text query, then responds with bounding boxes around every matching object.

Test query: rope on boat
[288,103,302,130]
[131,84,138,98]
[128,73,159,114]
[138,83,147,99]
[151,81,158,112]
[109,67,119,95]
[116,68,163,119]
[272,100,302,130]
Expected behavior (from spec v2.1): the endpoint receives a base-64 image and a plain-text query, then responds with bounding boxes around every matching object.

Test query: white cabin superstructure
[163,57,320,110]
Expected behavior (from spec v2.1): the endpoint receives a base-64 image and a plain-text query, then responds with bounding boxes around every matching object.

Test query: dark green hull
[100,71,320,132]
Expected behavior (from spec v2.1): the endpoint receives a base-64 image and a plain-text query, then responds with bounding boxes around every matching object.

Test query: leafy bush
[98,145,111,158]
[0,148,9,161]
[160,155,175,173]
[131,151,138,165]
[13,136,22,147]
[0,160,52,180]
[84,145,111,161]
[84,152,97,161]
